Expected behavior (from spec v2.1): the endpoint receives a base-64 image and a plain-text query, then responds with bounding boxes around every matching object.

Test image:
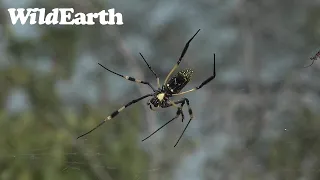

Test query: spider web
[1,138,160,180]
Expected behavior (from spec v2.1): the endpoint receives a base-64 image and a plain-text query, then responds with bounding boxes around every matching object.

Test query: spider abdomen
[165,69,193,94]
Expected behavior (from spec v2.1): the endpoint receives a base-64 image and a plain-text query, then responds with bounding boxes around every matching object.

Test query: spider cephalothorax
[77,29,216,147]
[147,92,170,109]
[148,68,194,109]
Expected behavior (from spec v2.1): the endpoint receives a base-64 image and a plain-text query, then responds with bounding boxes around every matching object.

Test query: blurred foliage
[268,109,320,180]
[0,104,150,180]
[0,23,150,179]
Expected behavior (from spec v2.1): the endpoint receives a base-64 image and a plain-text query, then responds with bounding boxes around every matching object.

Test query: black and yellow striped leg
[164,29,201,84]
[141,107,182,142]
[77,94,154,139]
[173,98,193,147]
[139,53,161,88]
[172,54,216,96]
[98,63,156,92]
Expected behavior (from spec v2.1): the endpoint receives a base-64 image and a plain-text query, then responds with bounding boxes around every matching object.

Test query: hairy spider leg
[98,63,156,92]
[139,53,160,88]
[172,54,216,96]
[164,29,201,85]
[77,94,154,139]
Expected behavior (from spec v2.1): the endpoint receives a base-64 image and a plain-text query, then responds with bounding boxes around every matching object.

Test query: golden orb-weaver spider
[77,29,216,147]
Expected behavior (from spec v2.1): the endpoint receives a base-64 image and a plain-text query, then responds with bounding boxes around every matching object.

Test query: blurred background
[1,0,320,180]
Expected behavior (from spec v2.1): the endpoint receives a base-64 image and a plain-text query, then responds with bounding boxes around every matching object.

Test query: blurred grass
[0,22,151,179]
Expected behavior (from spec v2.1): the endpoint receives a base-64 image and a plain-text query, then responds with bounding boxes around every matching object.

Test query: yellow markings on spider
[125,75,142,82]
[156,93,165,101]
[168,100,179,108]
[172,88,196,96]
[164,64,178,84]
[118,106,125,112]
[106,116,112,121]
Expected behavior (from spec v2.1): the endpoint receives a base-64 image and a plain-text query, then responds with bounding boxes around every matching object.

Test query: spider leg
[173,54,216,96]
[77,94,154,139]
[149,105,161,111]
[172,100,186,122]
[98,63,156,92]
[147,99,164,111]
[164,29,201,84]
[150,106,158,111]
[139,53,161,88]
[141,98,191,147]
[303,58,315,68]
[141,105,183,142]
[168,100,180,108]
[180,102,185,122]
[173,98,193,147]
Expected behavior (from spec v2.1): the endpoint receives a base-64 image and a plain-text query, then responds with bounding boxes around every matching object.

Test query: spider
[304,49,320,68]
[77,29,216,147]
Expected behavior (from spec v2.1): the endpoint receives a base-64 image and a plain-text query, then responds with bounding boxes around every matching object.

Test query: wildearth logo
[7,8,124,25]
